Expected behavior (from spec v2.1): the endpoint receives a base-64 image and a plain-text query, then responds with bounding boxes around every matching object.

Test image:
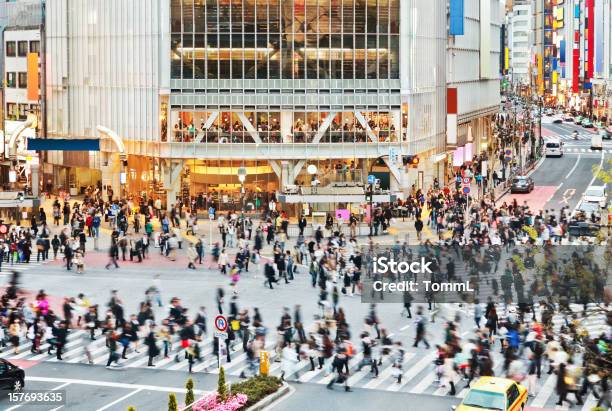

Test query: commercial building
[507,1,534,86]
[42,0,447,213]
[446,0,503,173]
[0,0,43,188]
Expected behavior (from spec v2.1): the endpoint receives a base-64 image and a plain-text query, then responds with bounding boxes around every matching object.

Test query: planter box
[244,382,291,411]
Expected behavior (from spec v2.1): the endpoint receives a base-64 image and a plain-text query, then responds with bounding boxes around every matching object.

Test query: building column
[281,112,293,143]
[101,152,122,202]
[162,159,184,211]
[30,163,40,197]
[280,161,294,189]
[391,110,401,141]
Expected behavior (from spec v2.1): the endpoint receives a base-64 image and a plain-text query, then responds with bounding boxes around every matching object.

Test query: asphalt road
[503,121,610,211]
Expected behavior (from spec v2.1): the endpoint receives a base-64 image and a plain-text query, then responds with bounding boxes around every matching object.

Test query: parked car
[563,114,574,122]
[0,359,25,391]
[602,127,612,140]
[552,116,563,124]
[510,176,535,193]
[575,115,584,125]
[582,118,594,128]
[582,185,607,208]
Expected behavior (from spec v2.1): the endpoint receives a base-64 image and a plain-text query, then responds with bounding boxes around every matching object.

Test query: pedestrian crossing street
[0,310,607,410]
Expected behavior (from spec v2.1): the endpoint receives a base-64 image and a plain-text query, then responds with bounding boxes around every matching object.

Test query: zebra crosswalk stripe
[0,310,605,409]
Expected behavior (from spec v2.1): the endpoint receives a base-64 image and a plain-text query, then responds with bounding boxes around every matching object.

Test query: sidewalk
[33,196,439,259]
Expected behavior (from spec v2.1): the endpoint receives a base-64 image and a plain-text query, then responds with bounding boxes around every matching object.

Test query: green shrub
[231,375,282,409]
[185,378,195,408]
[218,366,228,403]
[168,393,178,411]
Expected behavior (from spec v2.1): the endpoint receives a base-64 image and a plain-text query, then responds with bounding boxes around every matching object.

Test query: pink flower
[191,393,248,411]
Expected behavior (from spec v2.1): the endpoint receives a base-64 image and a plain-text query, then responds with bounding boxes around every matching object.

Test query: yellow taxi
[452,377,528,411]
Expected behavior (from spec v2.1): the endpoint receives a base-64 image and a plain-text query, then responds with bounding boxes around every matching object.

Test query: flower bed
[191,392,248,411]
[189,375,282,411]
[231,376,283,410]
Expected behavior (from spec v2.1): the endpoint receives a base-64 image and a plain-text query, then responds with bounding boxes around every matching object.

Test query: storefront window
[170,0,400,80]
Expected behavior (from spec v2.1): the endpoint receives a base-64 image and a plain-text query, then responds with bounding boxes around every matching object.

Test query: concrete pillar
[391,110,401,141]
[162,159,184,211]
[281,112,293,143]
[280,161,294,189]
[101,153,121,202]
[30,163,40,197]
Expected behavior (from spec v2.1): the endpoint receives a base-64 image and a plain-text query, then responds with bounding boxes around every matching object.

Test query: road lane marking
[530,373,557,408]
[25,376,210,394]
[565,155,581,179]
[96,388,143,411]
[573,149,605,212]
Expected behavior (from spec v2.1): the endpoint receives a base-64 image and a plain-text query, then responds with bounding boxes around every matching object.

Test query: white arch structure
[8,114,36,159]
[97,125,126,155]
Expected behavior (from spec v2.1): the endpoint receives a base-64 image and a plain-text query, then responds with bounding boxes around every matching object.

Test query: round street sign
[214,315,227,332]
[462,186,470,194]
[462,177,470,185]
[0,224,7,235]
[505,149,512,156]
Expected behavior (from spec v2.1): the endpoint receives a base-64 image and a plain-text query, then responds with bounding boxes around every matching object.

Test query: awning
[27,138,100,151]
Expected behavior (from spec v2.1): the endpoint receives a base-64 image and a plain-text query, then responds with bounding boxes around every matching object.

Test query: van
[591,133,603,150]
[545,138,563,157]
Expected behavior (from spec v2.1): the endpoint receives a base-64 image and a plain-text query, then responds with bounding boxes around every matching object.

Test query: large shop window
[170,0,401,81]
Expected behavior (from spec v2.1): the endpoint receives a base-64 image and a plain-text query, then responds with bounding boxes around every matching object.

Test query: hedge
[231,375,282,410]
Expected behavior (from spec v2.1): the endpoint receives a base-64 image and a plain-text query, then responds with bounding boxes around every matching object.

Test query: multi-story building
[0,0,43,186]
[446,0,503,169]
[43,0,447,212]
[508,1,534,86]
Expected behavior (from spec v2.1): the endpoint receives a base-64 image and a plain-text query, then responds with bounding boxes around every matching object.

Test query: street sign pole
[214,315,228,369]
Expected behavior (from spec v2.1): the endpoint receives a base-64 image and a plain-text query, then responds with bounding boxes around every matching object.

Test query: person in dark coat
[145,324,159,366]
[53,321,69,360]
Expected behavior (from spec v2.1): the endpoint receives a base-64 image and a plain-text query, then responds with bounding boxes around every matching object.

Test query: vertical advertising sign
[27,52,39,101]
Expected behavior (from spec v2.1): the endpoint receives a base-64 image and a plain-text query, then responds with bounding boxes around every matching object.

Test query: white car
[582,185,608,208]
[545,138,563,157]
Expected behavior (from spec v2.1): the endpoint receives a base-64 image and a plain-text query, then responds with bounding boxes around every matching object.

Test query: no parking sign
[214,315,228,339]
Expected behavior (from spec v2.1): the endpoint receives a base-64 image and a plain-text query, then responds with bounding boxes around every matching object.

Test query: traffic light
[402,155,419,168]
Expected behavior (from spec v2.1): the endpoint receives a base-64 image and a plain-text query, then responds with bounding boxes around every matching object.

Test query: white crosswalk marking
[530,374,557,408]
[0,306,605,410]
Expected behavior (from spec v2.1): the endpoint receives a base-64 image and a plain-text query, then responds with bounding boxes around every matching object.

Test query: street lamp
[237,167,247,214]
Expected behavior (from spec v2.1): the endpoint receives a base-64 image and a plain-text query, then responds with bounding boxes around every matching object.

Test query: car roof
[471,377,515,393]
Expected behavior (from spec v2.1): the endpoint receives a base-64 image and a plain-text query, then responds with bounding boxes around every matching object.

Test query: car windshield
[462,390,505,410]
[585,188,604,197]
[546,143,560,148]
[512,178,526,184]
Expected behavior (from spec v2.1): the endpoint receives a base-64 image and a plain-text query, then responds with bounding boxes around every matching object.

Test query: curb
[245,383,293,411]
[493,155,546,202]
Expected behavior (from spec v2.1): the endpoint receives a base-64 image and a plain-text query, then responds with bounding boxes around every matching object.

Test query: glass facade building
[171,0,400,80]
